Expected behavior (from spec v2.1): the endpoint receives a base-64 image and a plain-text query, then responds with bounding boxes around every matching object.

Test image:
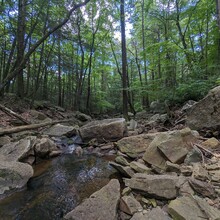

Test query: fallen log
[0,104,31,125]
[0,120,69,136]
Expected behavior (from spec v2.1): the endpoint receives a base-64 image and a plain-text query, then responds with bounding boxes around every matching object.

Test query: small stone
[122,187,132,196]
[202,137,220,149]
[129,161,151,173]
[120,195,143,215]
[115,156,130,166]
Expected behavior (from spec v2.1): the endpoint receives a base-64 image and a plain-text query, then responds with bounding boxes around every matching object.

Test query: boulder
[34,137,58,158]
[0,139,32,162]
[29,110,48,121]
[184,146,202,165]
[109,162,135,178]
[0,157,33,195]
[116,133,156,158]
[192,163,209,181]
[64,179,120,220]
[168,196,220,220]
[43,124,78,137]
[75,111,92,122]
[143,128,197,170]
[124,173,178,200]
[150,100,167,114]
[186,86,220,129]
[120,195,143,215]
[79,118,127,143]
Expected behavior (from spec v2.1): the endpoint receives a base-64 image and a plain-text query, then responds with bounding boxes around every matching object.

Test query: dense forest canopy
[0,0,220,116]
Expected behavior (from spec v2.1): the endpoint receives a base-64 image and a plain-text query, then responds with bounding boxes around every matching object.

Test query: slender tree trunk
[57,31,62,107]
[120,0,129,120]
[16,0,27,97]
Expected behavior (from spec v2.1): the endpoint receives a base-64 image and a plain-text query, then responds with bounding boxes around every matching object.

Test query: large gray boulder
[143,128,198,170]
[124,173,178,200]
[0,139,32,162]
[0,157,33,195]
[64,179,120,220]
[116,133,156,158]
[186,86,220,129]
[79,118,127,143]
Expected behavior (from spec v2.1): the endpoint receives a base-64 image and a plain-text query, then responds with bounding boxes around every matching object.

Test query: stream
[0,144,117,220]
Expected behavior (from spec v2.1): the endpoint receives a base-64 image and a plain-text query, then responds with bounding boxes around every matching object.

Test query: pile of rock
[0,135,61,197]
[64,127,220,220]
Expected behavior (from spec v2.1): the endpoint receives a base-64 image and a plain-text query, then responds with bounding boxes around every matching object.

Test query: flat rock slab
[79,118,127,143]
[120,195,143,215]
[64,179,120,220]
[0,158,33,195]
[168,196,220,220]
[43,124,78,137]
[0,139,31,162]
[124,173,178,200]
[109,162,135,178]
[116,134,156,158]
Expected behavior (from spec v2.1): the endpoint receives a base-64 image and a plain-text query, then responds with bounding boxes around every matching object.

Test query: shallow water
[0,154,116,220]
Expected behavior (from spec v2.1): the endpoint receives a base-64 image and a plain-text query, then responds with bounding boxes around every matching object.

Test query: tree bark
[120,0,129,120]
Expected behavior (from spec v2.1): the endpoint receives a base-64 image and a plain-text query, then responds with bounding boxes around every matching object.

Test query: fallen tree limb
[0,120,69,136]
[194,143,220,158]
[0,104,31,125]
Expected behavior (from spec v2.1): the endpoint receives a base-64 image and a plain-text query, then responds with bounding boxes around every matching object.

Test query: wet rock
[0,158,33,195]
[186,86,220,130]
[109,162,135,178]
[115,156,130,166]
[115,133,156,158]
[189,178,216,199]
[79,118,127,143]
[202,137,220,149]
[129,161,151,174]
[0,139,32,162]
[124,173,178,200]
[168,196,220,220]
[43,124,78,137]
[120,195,143,215]
[34,137,58,158]
[64,179,120,220]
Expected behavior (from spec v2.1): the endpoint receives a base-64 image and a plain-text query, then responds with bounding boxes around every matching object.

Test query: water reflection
[0,154,116,220]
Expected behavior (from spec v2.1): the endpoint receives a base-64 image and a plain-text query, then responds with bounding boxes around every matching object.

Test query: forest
[0,0,220,117]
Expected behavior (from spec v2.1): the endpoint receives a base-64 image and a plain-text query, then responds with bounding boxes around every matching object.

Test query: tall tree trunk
[57,31,62,107]
[120,0,129,120]
[16,0,27,97]
[141,0,149,108]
